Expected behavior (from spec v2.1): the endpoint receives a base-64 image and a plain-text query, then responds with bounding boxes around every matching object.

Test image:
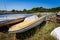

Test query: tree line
[0,7,60,13]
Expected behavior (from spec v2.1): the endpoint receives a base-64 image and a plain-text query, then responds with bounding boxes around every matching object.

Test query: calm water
[0,14,32,23]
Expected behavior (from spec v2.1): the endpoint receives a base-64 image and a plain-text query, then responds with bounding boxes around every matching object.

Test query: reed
[0,17,59,40]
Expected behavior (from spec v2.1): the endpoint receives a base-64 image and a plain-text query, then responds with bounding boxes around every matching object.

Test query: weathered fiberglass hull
[9,16,46,33]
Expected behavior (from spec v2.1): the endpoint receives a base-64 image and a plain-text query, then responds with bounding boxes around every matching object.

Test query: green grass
[0,17,59,40]
[16,17,58,40]
[24,17,58,40]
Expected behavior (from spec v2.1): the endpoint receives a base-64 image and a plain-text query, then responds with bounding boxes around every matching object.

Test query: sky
[0,0,60,10]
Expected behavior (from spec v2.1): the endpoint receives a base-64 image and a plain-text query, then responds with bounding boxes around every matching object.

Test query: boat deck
[9,16,46,33]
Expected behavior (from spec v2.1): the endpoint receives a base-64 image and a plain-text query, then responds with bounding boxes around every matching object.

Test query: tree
[23,9,27,12]
[11,9,16,12]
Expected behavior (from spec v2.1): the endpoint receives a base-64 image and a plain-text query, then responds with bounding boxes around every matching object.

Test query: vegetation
[20,7,60,13]
[25,7,60,13]
[0,7,60,13]
[17,17,58,40]
[0,7,60,40]
[0,17,60,40]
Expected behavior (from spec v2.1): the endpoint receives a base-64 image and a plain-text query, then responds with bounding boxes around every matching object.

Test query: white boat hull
[9,16,46,33]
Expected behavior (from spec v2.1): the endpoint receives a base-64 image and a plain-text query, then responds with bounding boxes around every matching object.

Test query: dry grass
[16,17,58,40]
[0,17,60,40]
